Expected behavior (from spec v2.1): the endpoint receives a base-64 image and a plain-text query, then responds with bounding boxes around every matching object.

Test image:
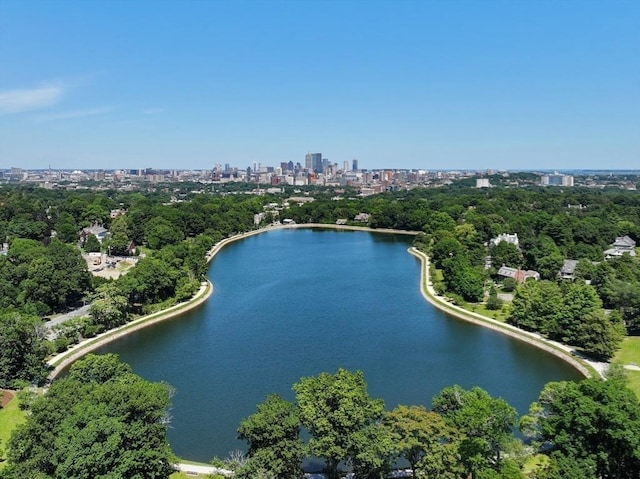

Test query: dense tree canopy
[522,377,640,479]
[0,311,49,388]
[433,385,519,478]
[1,354,174,479]
[237,394,305,479]
[385,405,459,478]
[508,280,625,359]
[235,369,640,479]
[293,368,388,479]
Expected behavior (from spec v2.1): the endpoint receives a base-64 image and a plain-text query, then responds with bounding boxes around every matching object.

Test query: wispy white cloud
[142,107,165,114]
[0,85,64,114]
[35,106,117,122]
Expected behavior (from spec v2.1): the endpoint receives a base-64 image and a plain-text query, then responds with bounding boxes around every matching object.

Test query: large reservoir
[96,228,582,462]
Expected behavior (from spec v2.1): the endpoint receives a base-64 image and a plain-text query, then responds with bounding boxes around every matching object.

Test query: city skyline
[1,1,639,171]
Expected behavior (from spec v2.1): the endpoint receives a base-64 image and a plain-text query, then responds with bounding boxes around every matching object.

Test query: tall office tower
[352,159,358,171]
[280,162,289,172]
[288,161,294,171]
[313,154,322,172]
[322,158,329,172]
[343,160,349,172]
[224,163,230,171]
[305,153,323,172]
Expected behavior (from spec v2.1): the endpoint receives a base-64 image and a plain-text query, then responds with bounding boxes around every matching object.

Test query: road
[45,305,91,338]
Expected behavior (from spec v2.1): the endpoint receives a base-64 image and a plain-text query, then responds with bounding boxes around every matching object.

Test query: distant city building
[9,167,24,180]
[352,159,358,171]
[476,178,490,188]
[541,173,574,186]
[343,160,349,172]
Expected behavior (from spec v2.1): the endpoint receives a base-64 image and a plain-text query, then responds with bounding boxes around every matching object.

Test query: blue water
[96,229,582,462]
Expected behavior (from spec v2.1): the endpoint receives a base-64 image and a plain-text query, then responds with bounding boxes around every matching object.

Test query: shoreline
[408,247,603,379]
[205,223,420,262]
[48,224,601,382]
[47,279,214,380]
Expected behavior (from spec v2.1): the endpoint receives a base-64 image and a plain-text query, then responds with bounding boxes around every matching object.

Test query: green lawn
[0,393,26,469]
[613,336,640,398]
[522,454,549,477]
[615,336,640,365]
[467,302,510,322]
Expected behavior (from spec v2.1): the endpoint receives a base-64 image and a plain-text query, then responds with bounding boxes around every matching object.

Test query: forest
[0,181,639,478]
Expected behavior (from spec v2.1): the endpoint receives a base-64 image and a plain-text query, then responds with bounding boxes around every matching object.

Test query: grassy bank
[613,337,640,398]
[0,394,25,470]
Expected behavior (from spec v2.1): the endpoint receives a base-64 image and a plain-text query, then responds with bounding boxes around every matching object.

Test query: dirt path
[0,389,15,408]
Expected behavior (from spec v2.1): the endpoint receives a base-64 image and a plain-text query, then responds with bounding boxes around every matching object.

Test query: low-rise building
[604,235,636,259]
[497,266,540,284]
[79,224,109,244]
[489,233,519,248]
[559,259,578,280]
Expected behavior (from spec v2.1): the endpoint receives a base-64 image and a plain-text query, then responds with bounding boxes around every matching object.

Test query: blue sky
[1,0,638,171]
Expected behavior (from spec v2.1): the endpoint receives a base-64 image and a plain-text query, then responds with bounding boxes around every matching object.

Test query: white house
[489,233,519,248]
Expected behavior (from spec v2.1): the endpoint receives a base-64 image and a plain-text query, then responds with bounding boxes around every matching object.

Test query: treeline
[227,368,640,479]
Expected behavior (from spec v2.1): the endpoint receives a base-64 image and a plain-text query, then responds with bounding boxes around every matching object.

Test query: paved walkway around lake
[173,462,232,476]
[409,248,607,379]
[46,280,213,381]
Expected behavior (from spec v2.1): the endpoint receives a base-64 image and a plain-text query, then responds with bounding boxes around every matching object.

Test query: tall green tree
[144,217,184,250]
[432,386,518,479]
[89,284,129,330]
[522,378,640,479]
[237,394,305,479]
[490,241,522,269]
[82,233,101,253]
[0,312,48,388]
[575,309,624,360]
[554,282,602,344]
[385,405,460,478]
[508,281,563,334]
[293,368,385,479]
